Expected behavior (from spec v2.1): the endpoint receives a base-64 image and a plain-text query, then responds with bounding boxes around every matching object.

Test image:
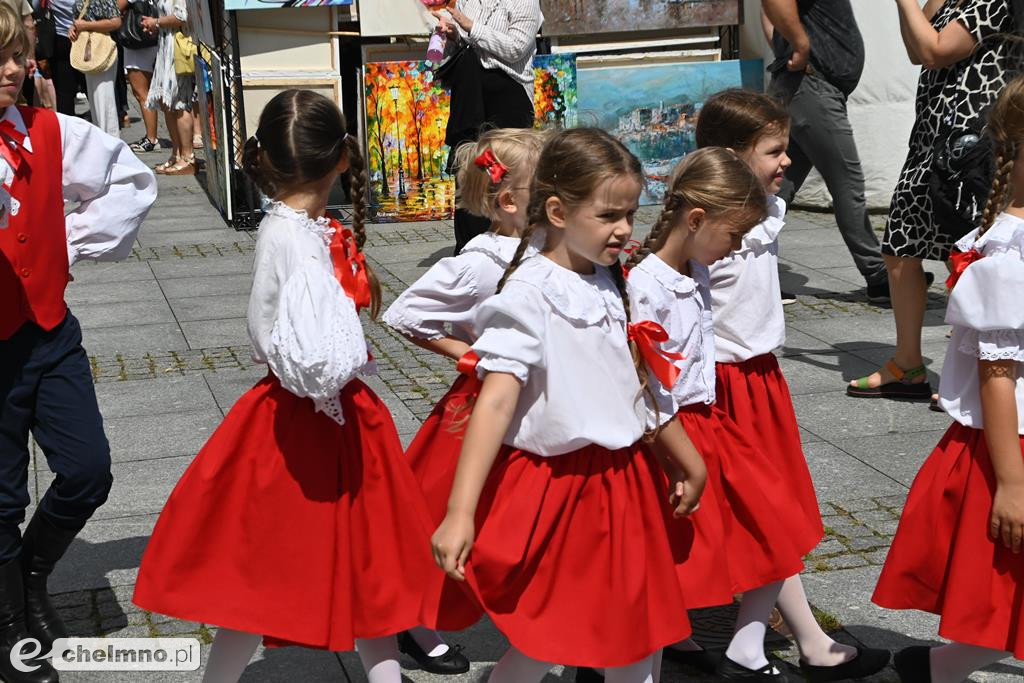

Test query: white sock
[355,636,402,683]
[776,574,856,666]
[202,628,261,683]
[407,625,450,657]
[725,581,784,673]
[929,642,1008,683]
[488,647,553,683]
[605,654,655,683]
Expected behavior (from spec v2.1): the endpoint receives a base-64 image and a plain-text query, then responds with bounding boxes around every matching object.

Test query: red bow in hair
[0,120,27,175]
[628,320,685,390]
[328,219,372,312]
[621,240,643,277]
[474,149,508,184]
[946,248,984,291]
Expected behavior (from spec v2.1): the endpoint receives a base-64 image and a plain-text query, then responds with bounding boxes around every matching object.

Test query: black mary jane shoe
[893,646,932,683]
[575,666,604,682]
[799,646,890,682]
[716,654,789,681]
[397,631,470,675]
[662,646,720,674]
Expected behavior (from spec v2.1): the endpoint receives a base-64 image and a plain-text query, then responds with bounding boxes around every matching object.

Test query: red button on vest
[0,107,67,340]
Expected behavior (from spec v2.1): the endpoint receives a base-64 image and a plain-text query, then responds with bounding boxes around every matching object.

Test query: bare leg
[201,628,261,683]
[174,107,194,162]
[930,643,1008,683]
[355,636,402,683]
[127,69,158,143]
[487,647,553,683]
[776,575,856,666]
[162,108,180,166]
[724,581,785,672]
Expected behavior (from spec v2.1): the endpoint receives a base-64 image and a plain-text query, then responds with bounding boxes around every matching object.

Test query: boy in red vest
[0,5,156,681]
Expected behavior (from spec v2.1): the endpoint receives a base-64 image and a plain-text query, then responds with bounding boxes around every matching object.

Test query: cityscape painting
[578,58,763,204]
[539,0,739,35]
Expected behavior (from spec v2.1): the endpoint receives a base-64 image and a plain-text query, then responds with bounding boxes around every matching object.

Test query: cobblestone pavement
[35,152,1022,682]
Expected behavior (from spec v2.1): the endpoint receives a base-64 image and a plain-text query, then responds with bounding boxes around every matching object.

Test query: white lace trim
[314,396,346,427]
[958,328,1024,362]
[380,306,448,341]
[955,213,1024,259]
[509,258,626,326]
[266,201,335,246]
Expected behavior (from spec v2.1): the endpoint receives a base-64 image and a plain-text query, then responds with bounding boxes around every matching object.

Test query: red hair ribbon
[621,240,644,277]
[474,149,508,184]
[328,219,372,312]
[628,320,685,390]
[0,120,27,175]
[946,248,984,291]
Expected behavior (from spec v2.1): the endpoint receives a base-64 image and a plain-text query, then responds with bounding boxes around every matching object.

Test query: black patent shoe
[575,666,603,682]
[717,653,789,681]
[893,646,932,683]
[662,645,720,674]
[397,631,470,675]
[799,646,890,682]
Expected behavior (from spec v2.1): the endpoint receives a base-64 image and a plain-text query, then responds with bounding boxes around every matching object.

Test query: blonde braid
[979,149,1015,236]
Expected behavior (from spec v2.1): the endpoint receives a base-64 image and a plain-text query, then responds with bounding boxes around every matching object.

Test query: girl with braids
[133,90,439,683]
[873,74,1024,683]
[693,89,890,681]
[431,127,706,683]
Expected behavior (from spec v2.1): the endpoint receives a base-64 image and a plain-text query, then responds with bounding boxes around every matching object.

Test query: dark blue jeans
[0,312,112,563]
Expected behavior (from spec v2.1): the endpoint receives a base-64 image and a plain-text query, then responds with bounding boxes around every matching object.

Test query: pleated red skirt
[457,443,693,668]
[715,353,825,554]
[132,375,444,652]
[873,422,1024,658]
[674,404,808,607]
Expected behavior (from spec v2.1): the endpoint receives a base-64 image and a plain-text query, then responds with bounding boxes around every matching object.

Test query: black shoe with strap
[396,630,470,675]
[716,653,789,681]
[21,514,80,652]
[799,646,891,682]
[0,557,59,683]
[662,645,720,673]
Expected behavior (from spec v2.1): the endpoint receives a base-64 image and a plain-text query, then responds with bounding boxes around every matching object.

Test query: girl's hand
[668,474,703,518]
[431,511,475,580]
[991,481,1024,553]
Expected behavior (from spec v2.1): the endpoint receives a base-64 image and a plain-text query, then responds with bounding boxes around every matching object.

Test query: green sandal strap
[852,359,927,390]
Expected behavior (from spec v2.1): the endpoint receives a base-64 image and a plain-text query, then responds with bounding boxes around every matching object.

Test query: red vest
[0,107,68,340]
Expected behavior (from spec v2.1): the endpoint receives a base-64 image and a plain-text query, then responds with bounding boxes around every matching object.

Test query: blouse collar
[265,201,335,246]
[510,255,627,325]
[743,194,786,248]
[635,253,704,295]
[956,212,1024,257]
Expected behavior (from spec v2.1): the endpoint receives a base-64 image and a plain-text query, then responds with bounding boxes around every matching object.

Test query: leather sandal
[162,159,195,176]
[846,360,932,401]
[154,156,178,173]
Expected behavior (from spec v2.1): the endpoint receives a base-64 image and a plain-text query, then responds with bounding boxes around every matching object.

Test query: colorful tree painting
[533,54,577,129]
[364,61,454,222]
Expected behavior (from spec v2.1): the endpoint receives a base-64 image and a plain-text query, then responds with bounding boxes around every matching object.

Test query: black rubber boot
[0,557,59,682]
[20,515,80,652]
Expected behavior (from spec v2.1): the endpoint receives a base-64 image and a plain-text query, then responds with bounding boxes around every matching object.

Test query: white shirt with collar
[248,202,374,428]
[709,195,787,363]
[471,255,647,456]
[382,231,531,343]
[628,254,717,426]
[0,106,157,267]
[938,213,1024,434]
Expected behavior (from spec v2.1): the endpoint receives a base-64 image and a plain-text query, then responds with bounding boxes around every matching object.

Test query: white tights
[776,575,857,666]
[725,580,784,672]
[929,642,1008,683]
[487,647,656,683]
[407,625,450,657]
[200,628,403,683]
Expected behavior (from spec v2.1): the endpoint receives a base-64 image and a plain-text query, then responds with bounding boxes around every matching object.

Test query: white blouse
[248,202,373,427]
[382,232,524,343]
[938,213,1024,434]
[628,254,717,426]
[0,107,157,266]
[709,195,786,363]
[471,256,647,456]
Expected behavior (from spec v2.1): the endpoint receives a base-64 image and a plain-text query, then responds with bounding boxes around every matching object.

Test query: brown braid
[344,134,382,318]
[496,222,540,293]
[978,74,1024,235]
[979,150,1015,236]
[626,197,683,270]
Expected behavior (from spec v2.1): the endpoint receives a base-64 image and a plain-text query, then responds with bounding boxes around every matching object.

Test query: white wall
[740,1,920,209]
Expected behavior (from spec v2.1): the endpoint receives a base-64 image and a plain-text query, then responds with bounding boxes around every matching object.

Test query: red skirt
[873,422,1024,658]
[458,443,692,668]
[132,375,443,652]
[715,354,825,554]
[674,404,807,607]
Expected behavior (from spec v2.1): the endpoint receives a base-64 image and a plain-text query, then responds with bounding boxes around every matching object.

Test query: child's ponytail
[344,133,383,318]
[979,74,1024,236]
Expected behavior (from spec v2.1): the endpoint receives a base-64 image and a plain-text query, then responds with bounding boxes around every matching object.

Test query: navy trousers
[0,312,112,563]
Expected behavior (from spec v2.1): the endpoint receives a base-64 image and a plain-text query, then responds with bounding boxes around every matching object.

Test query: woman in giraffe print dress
[847,0,1017,401]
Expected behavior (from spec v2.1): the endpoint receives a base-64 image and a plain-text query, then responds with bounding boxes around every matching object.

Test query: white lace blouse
[938,213,1024,434]
[709,195,786,363]
[471,256,647,456]
[628,254,717,426]
[247,202,373,427]
[382,232,525,343]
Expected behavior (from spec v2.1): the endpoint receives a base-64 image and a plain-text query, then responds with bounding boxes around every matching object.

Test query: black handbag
[432,43,471,88]
[928,127,995,240]
[118,0,159,50]
[33,0,56,62]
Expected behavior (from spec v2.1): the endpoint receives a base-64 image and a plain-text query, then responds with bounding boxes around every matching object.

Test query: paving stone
[179,318,250,348]
[95,376,219,419]
[65,279,167,307]
[831,430,943,488]
[81,323,190,355]
[70,260,155,284]
[803,442,905,502]
[792,391,947,441]
[102,410,220,463]
[149,254,254,280]
[159,273,254,299]
[169,294,249,322]
[74,300,177,329]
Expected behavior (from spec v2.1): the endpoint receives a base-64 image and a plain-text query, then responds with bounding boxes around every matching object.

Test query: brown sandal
[162,159,195,175]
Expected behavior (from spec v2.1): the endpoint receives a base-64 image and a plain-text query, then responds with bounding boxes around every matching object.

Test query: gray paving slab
[159,273,254,299]
[168,294,249,322]
[137,229,250,248]
[65,279,167,306]
[73,299,178,330]
[148,254,254,280]
[47,515,158,593]
[236,647,346,682]
[201,368,269,416]
[792,391,949,441]
[102,410,221,463]
[778,328,837,356]
[777,352,878,395]
[95,376,219,419]
[81,323,190,355]
[830,429,947,488]
[69,260,155,284]
[179,318,250,348]
[803,442,905,502]
[779,245,865,270]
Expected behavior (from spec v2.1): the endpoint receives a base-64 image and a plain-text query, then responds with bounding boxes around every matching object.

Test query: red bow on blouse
[628,320,685,389]
[946,248,984,291]
[474,149,508,184]
[0,120,27,176]
[328,219,372,312]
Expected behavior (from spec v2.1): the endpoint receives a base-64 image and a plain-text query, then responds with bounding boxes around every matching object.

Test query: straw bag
[69,0,118,74]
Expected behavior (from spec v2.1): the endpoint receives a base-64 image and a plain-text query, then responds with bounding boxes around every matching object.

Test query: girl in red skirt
[132,90,441,683]
[625,146,889,681]
[431,127,707,682]
[380,127,545,671]
[873,76,1024,683]
[683,90,890,680]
